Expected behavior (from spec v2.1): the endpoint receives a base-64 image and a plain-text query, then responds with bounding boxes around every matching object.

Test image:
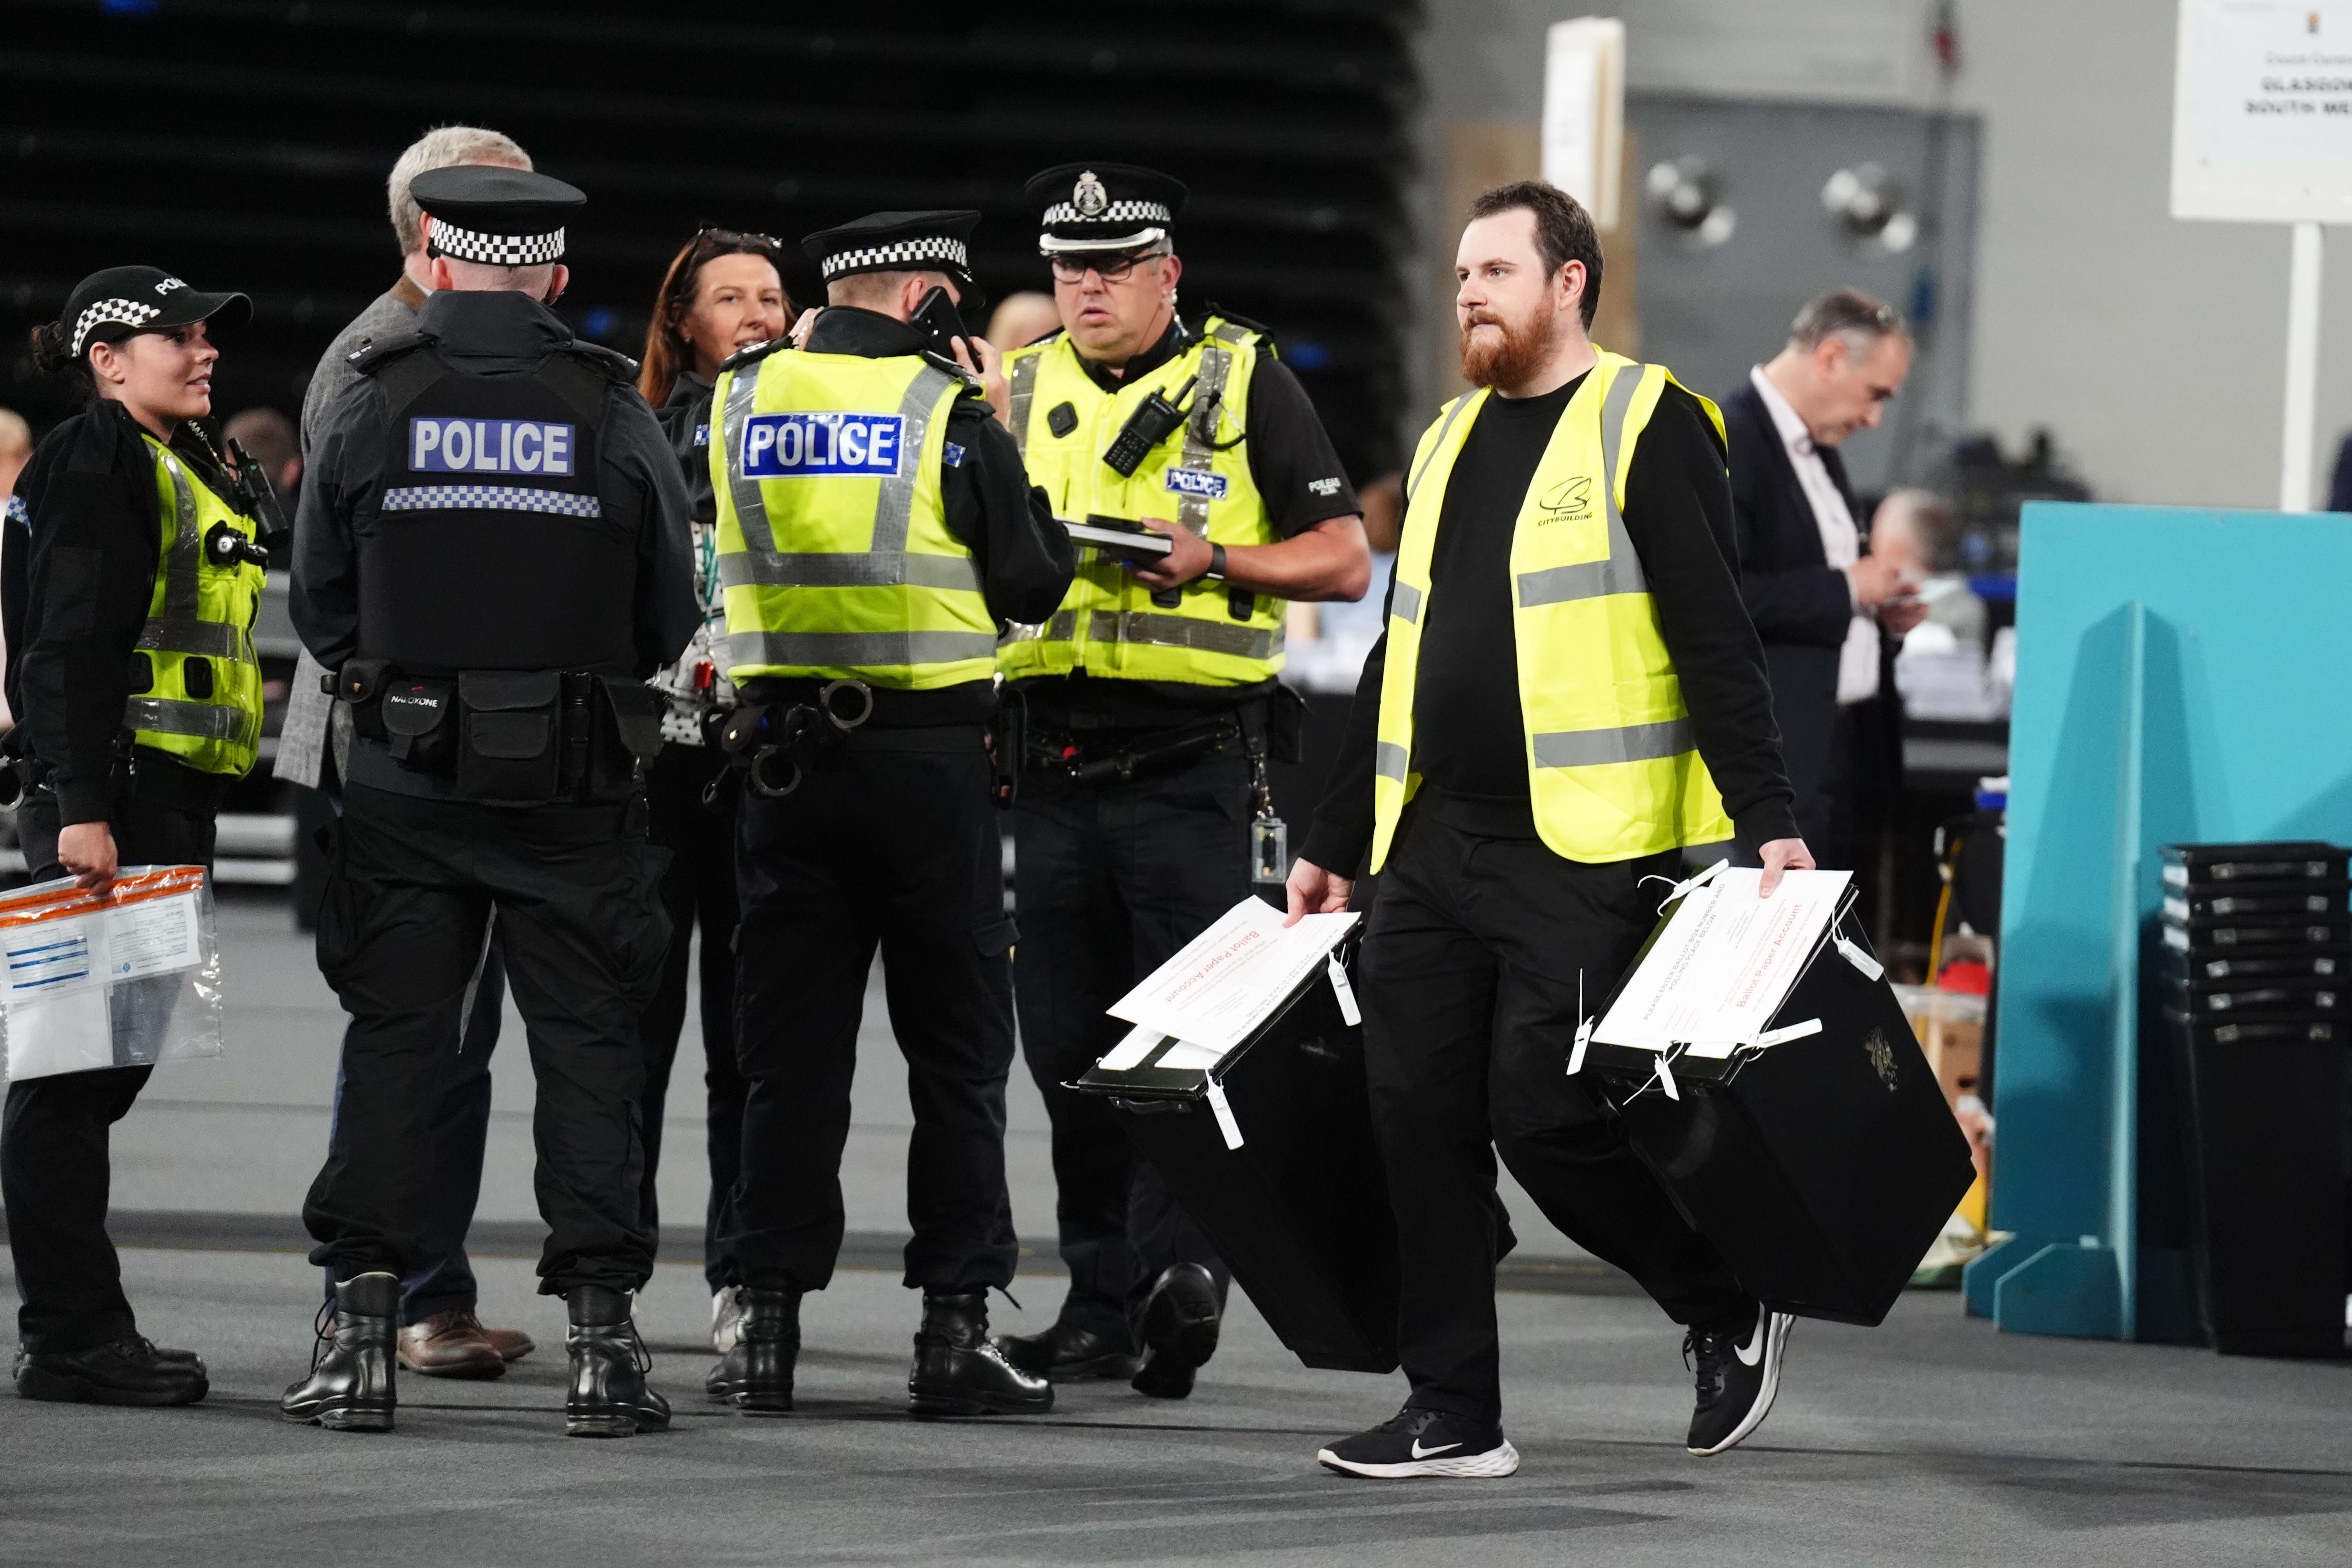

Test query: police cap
[802,210,983,304]
[55,266,251,360]
[1024,163,1187,255]
[412,166,586,267]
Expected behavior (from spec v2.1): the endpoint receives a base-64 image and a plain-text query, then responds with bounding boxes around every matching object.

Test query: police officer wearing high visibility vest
[994,165,1372,1400]
[706,211,1073,1418]
[3,269,267,1409]
[285,167,699,1438]
[1288,182,1815,1479]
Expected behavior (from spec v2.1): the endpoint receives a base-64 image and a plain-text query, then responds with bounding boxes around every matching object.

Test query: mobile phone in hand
[911,287,976,371]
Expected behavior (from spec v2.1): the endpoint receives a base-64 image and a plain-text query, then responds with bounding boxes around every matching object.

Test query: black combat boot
[908,1291,1054,1418]
[280,1272,398,1432]
[997,1319,1140,1382]
[564,1285,670,1438]
[706,1285,800,1412]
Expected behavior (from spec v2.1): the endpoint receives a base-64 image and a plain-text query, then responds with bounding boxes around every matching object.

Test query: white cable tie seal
[1205,1078,1245,1150]
[1567,1015,1594,1078]
[1653,1050,1681,1102]
[1754,1018,1824,1049]
[1327,953,1362,1027]
[1640,856,1730,914]
[1833,928,1884,981]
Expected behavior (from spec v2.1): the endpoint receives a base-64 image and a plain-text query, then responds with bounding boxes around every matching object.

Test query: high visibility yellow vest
[997,319,1284,686]
[130,436,264,777]
[711,347,996,689]
[1370,352,1735,870]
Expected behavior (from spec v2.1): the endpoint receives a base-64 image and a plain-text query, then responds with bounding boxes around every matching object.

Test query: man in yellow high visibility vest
[1288,182,1815,1479]
[992,164,1371,1401]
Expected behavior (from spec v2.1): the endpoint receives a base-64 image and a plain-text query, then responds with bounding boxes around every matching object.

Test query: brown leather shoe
[480,1324,535,1363]
[396,1310,506,1380]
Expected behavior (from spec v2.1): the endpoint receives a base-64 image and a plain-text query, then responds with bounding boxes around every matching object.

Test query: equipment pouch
[596,678,667,764]
[379,677,456,773]
[457,670,562,804]
[332,658,395,741]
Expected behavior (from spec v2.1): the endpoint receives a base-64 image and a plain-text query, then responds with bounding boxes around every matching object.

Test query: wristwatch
[1205,543,1228,582]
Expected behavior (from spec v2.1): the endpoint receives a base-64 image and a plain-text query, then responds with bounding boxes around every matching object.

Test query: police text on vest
[410,419,576,477]
[741,413,904,478]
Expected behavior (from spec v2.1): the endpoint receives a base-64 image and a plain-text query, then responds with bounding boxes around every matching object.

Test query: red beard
[1459,307,1559,390]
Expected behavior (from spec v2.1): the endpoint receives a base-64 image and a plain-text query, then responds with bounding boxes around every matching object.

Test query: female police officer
[5,267,266,1407]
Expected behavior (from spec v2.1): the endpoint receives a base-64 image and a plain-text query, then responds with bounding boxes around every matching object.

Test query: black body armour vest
[356,338,639,676]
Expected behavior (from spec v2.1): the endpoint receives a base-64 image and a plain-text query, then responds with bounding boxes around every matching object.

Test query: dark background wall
[1,0,1419,479]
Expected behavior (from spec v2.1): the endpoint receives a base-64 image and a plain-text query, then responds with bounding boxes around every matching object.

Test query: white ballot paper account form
[1592,868,1852,1058]
[1103,896,1360,1061]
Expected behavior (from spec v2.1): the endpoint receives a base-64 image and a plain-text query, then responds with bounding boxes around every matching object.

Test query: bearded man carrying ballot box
[1287,181,1817,1479]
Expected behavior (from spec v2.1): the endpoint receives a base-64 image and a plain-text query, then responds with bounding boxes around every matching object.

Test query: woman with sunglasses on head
[4,268,268,1408]
[634,229,793,1355]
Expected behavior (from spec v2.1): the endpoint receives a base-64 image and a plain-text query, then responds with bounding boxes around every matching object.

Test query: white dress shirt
[1749,366,1880,705]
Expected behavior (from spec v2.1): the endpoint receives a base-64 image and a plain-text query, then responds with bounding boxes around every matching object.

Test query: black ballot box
[1582,904,1977,1327]
[1074,938,1400,1373]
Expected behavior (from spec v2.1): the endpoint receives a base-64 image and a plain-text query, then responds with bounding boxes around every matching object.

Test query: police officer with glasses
[994,164,1371,1400]
[284,167,698,1438]
[5,268,267,1409]
[705,210,1073,1419]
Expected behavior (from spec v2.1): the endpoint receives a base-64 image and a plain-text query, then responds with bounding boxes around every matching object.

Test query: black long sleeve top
[2,401,242,824]
[1301,373,1799,874]
[292,289,700,680]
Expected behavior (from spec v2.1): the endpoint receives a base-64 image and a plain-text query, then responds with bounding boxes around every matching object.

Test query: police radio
[1102,374,1196,478]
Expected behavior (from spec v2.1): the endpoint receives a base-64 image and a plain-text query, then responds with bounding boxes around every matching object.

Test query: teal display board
[1965,501,2352,1339]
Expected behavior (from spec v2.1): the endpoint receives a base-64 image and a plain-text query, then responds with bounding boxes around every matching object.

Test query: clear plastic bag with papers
[0,866,224,1081]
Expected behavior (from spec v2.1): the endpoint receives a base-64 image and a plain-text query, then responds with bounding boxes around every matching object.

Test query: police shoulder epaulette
[561,340,641,383]
[1199,303,1274,346]
[717,335,790,375]
[346,330,435,375]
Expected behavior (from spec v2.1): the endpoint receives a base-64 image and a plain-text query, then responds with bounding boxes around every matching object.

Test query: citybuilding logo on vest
[409,419,576,477]
[1536,476,1592,525]
[742,412,905,478]
[1164,468,1229,500]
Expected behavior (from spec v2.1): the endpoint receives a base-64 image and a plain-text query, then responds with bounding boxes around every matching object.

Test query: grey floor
[2,892,2349,1565]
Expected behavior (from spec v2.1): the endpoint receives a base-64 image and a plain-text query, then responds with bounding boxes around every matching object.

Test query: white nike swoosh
[1735,1323,1768,1367]
[1411,1439,1462,1458]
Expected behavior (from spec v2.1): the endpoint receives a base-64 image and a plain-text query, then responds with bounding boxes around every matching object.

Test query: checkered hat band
[1042,199,1173,228]
[431,221,567,267]
[381,485,602,518]
[819,236,969,279]
[71,298,161,357]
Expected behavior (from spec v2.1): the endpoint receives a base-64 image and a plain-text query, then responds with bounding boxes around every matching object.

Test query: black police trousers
[2,790,214,1354]
[724,734,1019,1295]
[1009,748,1247,1342]
[1359,810,1755,1425]
[638,742,747,1293]
[302,784,669,1296]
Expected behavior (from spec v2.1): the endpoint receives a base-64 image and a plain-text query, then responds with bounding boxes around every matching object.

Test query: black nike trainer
[1317,1405,1520,1479]
[1685,1301,1794,1456]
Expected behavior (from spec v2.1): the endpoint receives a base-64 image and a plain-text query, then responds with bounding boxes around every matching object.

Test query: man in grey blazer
[285,125,538,1381]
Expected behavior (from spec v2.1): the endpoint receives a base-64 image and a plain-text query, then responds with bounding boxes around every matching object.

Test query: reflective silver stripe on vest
[1084,609,1281,661]
[138,617,245,660]
[1515,363,1651,608]
[1391,579,1423,626]
[1531,716,1695,769]
[1008,352,1040,460]
[873,366,960,553]
[1001,609,1078,646]
[1173,336,1236,537]
[1375,740,1409,783]
[1406,395,1477,503]
[154,450,202,624]
[718,551,981,593]
[720,364,770,551]
[724,628,1000,670]
[125,696,252,743]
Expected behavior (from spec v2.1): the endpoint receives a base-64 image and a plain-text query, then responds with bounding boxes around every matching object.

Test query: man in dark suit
[1723,290,1926,867]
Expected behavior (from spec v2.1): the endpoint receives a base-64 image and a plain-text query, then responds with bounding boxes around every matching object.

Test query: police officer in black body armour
[281,167,699,1438]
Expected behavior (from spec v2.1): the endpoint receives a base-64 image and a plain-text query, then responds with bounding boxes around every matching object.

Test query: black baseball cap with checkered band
[802,210,985,310]
[412,166,586,267]
[1023,163,1188,255]
[54,266,250,360]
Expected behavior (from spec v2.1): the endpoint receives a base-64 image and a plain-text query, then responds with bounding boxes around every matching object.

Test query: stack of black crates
[2159,841,2350,1356]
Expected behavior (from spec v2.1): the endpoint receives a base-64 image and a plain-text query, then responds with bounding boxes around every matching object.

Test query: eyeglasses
[1049,250,1165,285]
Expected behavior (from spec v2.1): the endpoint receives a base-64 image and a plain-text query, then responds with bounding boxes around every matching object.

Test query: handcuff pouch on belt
[719,678,874,800]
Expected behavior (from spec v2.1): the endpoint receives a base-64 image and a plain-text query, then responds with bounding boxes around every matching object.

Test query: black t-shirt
[1018,314,1361,733]
[1302,372,1800,869]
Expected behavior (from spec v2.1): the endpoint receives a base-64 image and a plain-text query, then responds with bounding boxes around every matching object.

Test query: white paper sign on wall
[1543,18,1626,230]
[2174,0,2352,222]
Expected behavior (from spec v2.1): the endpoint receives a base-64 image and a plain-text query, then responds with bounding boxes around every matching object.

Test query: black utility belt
[326,661,664,806]
[1026,712,1254,789]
